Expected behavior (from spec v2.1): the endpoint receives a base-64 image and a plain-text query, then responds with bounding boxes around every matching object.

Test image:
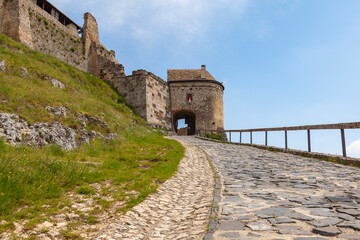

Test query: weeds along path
[96,138,215,240]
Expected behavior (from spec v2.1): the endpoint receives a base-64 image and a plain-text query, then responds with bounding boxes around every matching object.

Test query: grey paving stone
[246,221,273,231]
[219,232,241,238]
[336,208,360,216]
[338,213,356,221]
[287,212,314,221]
[337,234,360,239]
[277,225,312,235]
[293,238,328,240]
[247,232,260,237]
[326,196,353,203]
[225,196,245,202]
[312,226,341,237]
[218,221,244,231]
[268,217,296,224]
[257,214,272,219]
[310,218,342,227]
[253,207,292,218]
[310,209,338,217]
[237,215,254,220]
[337,222,360,231]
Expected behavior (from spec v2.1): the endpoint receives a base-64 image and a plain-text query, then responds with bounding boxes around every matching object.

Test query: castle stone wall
[111,70,171,130]
[145,73,171,129]
[27,2,87,71]
[114,70,148,120]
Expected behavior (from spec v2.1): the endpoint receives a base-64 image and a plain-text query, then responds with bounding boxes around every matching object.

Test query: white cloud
[347,140,360,158]
[51,0,250,45]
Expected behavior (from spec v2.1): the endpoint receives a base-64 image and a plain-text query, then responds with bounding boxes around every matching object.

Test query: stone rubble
[20,66,29,77]
[44,76,65,89]
[46,106,68,118]
[77,112,109,130]
[0,60,5,72]
[95,140,214,240]
[178,136,360,240]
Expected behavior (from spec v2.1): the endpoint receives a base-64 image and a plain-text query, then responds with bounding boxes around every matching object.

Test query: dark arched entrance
[173,110,196,136]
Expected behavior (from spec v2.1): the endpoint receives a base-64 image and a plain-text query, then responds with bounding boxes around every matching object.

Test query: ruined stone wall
[0,0,22,44]
[0,0,119,74]
[169,81,224,133]
[82,12,119,77]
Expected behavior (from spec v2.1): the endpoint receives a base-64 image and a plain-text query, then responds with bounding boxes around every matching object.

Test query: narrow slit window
[187,94,193,103]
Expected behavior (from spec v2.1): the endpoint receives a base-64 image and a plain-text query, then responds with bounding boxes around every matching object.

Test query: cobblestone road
[179,137,360,240]
[95,140,214,240]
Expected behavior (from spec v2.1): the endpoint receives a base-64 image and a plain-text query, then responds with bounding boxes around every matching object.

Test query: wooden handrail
[202,121,360,158]
[224,121,360,133]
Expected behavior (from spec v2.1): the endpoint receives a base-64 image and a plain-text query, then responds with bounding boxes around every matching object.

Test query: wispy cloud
[347,140,360,158]
[51,0,250,45]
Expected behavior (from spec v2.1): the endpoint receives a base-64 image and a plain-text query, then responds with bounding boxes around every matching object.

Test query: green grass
[206,132,223,141]
[0,34,185,230]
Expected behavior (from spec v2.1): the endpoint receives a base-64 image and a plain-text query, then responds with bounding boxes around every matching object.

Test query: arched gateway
[173,110,196,135]
[168,65,225,136]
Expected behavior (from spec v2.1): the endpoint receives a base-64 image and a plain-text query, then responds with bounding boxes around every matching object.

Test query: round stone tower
[168,65,224,136]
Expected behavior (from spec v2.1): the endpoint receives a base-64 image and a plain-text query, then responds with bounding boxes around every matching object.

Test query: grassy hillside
[0,34,184,238]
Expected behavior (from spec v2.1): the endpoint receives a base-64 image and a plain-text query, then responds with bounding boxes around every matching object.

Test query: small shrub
[117,96,125,104]
[77,187,95,195]
[37,17,42,22]
[0,138,7,152]
[49,145,65,157]
[43,20,49,26]
[70,47,76,52]
[206,132,223,141]
[87,215,99,224]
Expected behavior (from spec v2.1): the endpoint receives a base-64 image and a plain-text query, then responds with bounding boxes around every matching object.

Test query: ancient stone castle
[0,0,224,135]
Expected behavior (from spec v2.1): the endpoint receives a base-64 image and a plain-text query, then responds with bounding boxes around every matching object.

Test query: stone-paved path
[95,140,214,240]
[178,136,360,240]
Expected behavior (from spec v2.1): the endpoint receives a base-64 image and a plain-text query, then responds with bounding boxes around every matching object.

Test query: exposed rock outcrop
[0,113,76,150]
[77,113,109,130]
[0,112,107,150]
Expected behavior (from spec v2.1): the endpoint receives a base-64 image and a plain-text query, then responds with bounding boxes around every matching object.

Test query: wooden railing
[203,122,360,157]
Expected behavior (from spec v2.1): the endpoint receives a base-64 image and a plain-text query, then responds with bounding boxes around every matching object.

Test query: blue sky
[50,0,360,157]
